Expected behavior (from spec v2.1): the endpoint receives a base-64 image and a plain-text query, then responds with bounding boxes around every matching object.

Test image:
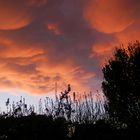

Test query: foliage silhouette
[0,85,107,139]
[72,120,140,140]
[102,41,140,128]
[0,115,69,140]
[1,85,105,124]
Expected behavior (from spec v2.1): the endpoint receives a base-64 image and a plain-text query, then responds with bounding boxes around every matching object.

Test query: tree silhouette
[102,41,140,128]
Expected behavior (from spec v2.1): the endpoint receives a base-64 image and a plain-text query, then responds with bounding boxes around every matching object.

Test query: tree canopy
[102,41,140,128]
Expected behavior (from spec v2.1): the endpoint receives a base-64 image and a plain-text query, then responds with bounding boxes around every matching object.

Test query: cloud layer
[0,0,140,95]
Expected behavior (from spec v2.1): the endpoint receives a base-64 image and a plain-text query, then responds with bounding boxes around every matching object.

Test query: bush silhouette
[0,85,106,140]
[102,41,140,128]
[0,115,69,140]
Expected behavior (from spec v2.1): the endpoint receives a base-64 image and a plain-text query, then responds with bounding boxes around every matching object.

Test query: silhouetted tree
[102,41,140,128]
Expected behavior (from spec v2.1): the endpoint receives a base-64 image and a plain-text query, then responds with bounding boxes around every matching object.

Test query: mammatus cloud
[84,0,140,33]
[0,0,32,30]
[87,0,140,63]
[0,0,140,95]
[0,0,48,30]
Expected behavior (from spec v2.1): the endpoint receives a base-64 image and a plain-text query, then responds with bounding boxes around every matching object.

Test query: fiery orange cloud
[116,21,140,45]
[47,23,62,35]
[0,34,95,94]
[0,57,94,94]
[0,1,32,30]
[84,0,135,33]
[90,40,119,67]
[0,0,139,96]
[91,42,116,57]
[0,37,45,59]
[86,0,140,66]
[0,44,44,58]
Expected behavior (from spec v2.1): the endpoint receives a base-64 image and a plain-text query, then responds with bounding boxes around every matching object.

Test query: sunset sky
[0,0,140,110]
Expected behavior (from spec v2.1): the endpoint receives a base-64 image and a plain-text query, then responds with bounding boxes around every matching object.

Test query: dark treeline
[0,41,140,140]
[0,115,139,140]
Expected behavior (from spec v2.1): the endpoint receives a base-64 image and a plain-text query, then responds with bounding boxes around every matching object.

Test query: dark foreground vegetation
[0,41,140,140]
[0,115,140,140]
